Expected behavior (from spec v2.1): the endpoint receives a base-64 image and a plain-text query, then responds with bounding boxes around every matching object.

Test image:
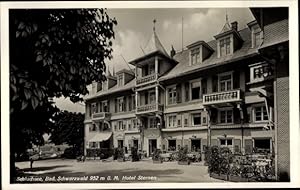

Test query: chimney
[170,45,176,58]
[231,21,238,31]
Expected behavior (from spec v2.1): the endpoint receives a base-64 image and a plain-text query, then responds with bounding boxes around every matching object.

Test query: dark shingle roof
[85,79,135,101]
[159,27,258,81]
[260,19,288,49]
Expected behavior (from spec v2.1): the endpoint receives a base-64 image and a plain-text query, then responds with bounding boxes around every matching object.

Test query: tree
[49,111,84,151]
[9,9,117,180]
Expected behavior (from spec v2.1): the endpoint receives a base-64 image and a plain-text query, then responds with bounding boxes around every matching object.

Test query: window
[191,48,200,65]
[192,113,201,126]
[102,101,108,112]
[89,142,97,148]
[149,117,157,128]
[177,115,182,127]
[117,97,124,112]
[90,124,97,132]
[254,31,262,47]
[132,119,137,129]
[118,121,124,131]
[117,74,124,86]
[254,138,271,153]
[254,106,268,122]
[168,115,177,128]
[220,37,231,56]
[149,91,155,104]
[132,95,136,110]
[118,140,124,148]
[92,103,97,114]
[220,110,233,123]
[191,81,201,100]
[168,140,176,151]
[219,74,232,92]
[149,63,155,75]
[127,120,131,131]
[220,139,233,146]
[168,87,177,104]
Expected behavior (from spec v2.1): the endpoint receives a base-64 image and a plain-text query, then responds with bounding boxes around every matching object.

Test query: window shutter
[176,84,182,103]
[107,100,110,112]
[247,106,253,123]
[245,139,253,154]
[123,97,127,112]
[233,71,240,89]
[211,139,218,146]
[211,108,218,124]
[233,108,241,124]
[202,139,207,152]
[234,139,241,154]
[201,78,207,95]
[145,92,148,105]
[202,111,208,125]
[212,76,218,92]
[114,99,117,113]
[176,139,182,150]
[184,82,190,102]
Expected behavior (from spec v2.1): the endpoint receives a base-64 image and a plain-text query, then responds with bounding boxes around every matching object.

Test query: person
[30,158,34,169]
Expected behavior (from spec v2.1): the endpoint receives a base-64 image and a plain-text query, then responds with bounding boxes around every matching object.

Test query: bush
[178,146,189,162]
[206,146,233,175]
[86,148,113,159]
[152,148,162,161]
[62,147,78,159]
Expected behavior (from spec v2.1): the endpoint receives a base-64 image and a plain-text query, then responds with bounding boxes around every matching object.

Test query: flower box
[228,175,248,182]
[153,160,163,164]
[178,161,190,165]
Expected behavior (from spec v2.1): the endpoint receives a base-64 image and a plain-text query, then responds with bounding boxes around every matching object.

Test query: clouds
[55,8,255,112]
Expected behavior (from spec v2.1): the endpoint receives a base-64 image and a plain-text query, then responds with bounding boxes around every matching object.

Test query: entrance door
[191,139,201,152]
[133,140,139,149]
[117,140,124,148]
[149,139,157,156]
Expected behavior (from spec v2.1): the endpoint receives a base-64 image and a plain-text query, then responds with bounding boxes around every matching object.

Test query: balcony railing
[136,73,157,86]
[203,89,241,105]
[92,112,111,121]
[136,103,164,114]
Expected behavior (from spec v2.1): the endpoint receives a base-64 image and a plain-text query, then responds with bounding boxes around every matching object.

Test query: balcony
[136,73,157,86]
[136,103,164,115]
[92,112,111,121]
[203,89,242,106]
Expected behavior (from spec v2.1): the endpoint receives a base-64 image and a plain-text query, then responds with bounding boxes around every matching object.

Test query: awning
[89,132,112,142]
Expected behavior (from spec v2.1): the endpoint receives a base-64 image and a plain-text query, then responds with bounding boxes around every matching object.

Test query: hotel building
[84,8,289,180]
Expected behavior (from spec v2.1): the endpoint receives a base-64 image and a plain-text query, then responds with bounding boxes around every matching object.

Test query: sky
[54,8,255,113]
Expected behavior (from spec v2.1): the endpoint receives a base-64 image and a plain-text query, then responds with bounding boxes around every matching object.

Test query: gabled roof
[220,22,232,34]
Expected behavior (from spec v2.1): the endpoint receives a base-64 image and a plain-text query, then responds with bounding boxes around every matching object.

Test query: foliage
[117,147,125,159]
[9,8,117,178]
[152,148,162,161]
[49,111,84,149]
[86,148,113,159]
[62,147,78,159]
[177,146,189,162]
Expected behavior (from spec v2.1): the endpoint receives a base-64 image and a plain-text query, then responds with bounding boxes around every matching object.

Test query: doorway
[117,140,124,148]
[191,139,201,152]
[133,140,139,149]
[148,139,157,156]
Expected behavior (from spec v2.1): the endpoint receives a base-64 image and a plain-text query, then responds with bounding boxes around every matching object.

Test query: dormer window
[247,20,263,48]
[187,41,213,66]
[117,74,124,86]
[191,48,200,65]
[220,37,231,56]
